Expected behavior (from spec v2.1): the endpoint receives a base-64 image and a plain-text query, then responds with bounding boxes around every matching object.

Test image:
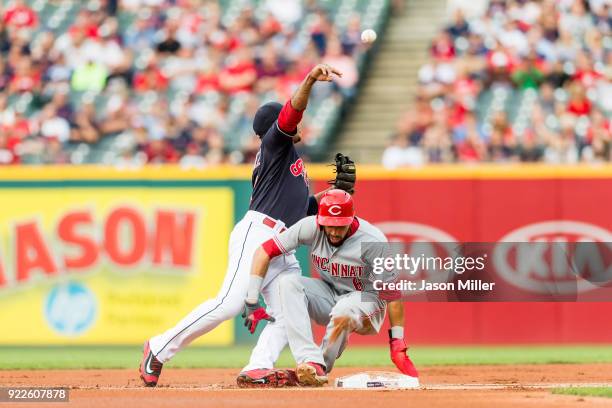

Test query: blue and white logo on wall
[45,282,97,336]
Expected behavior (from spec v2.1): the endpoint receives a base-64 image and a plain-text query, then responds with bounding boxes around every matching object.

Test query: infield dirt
[2,364,612,407]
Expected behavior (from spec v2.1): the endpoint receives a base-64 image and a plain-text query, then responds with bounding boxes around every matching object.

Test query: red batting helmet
[317,189,355,226]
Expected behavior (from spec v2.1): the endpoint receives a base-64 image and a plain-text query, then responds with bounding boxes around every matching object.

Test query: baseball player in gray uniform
[241,189,419,386]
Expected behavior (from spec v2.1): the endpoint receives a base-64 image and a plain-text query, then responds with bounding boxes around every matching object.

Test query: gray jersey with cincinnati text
[272,216,388,294]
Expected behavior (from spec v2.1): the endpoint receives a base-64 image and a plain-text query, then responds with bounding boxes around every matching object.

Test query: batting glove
[242,301,275,334]
[388,330,419,377]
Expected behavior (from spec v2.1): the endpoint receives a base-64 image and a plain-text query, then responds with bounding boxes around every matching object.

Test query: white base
[335,371,420,389]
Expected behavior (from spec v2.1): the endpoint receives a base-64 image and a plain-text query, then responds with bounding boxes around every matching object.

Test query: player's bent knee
[330,305,362,330]
[214,296,245,321]
[330,298,353,316]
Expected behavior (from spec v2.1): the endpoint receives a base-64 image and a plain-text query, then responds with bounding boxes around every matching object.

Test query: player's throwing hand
[308,64,343,82]
[242,301,276,334]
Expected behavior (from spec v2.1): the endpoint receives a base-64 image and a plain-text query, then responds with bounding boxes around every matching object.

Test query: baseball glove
[329,153,356,194]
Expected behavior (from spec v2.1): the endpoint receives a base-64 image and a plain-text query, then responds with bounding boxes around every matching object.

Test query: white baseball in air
[361,29,377,44]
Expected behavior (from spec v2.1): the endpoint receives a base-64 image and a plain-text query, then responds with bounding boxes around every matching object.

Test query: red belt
[263,217,286,233]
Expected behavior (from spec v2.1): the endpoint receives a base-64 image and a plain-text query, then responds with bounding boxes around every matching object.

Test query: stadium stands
[383,0,611,167]
[0,0,389,165]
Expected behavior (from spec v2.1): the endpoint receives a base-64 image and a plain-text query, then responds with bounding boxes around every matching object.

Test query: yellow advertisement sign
[0,187,233,345]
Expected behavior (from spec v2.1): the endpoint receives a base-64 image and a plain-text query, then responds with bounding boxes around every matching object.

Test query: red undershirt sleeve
[262,238,282,258]
[277,100,304,134]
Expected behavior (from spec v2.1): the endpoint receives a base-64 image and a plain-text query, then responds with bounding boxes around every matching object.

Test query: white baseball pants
[149,211,301,370]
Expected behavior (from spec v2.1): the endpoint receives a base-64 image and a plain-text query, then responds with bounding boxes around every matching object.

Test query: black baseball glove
[329,153,356,194]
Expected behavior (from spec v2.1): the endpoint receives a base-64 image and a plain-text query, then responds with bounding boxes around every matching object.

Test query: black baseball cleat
[236,368,299,388]
[139,341,163,387]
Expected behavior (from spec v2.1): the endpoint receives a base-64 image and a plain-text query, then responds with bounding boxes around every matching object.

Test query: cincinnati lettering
[311,253,364,278]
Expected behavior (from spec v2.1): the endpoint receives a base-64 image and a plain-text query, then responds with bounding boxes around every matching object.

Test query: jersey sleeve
[361,236,402,301]
[261,100,304,150]
[361,241,387,269]
[261,216,317,258]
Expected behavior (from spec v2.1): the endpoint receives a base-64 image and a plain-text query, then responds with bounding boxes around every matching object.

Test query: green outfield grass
[553,387,612,398]
[1,345,612,370]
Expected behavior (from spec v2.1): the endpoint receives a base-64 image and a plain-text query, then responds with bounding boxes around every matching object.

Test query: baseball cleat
[403,354,419,378]
[139,341,163,387]
[236,368,298,388]
[296,362,328,387]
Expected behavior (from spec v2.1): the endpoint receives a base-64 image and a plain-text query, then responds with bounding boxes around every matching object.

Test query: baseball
[361,29,377,44]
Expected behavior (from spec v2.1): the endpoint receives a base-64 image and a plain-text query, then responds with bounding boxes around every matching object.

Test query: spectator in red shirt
[133,62,169,92]
[566,81,592,116]
[3,0,37,30]
[0,132,21,164]
[8,57,41,93]
[144,138,179,164]
[69,10,99,40]
[446,98,469,129]
[9,111,31,139]
[453,71,480,99]
[457,131,486,162]
[430,31,455,61]
[195,64,221,94]
[219,46,257,94]
[586,109,611,144]
[572,51,603,89]
[259,12,282,39]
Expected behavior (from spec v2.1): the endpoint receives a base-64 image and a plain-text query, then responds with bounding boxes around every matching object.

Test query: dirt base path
[2,364,612,407]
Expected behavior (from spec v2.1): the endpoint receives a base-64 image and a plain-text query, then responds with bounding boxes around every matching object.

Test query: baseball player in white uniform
[242,189,419,386]
[139,64,356,388]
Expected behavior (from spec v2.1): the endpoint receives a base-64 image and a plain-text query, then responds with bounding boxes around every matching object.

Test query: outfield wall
[311,166,612,344]
[0,165,610,345]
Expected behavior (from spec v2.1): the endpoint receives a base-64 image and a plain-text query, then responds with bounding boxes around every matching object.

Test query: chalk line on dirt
[68,382,612,392]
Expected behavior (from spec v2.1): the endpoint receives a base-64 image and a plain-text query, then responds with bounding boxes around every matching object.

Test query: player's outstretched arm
[244,217,315,310]
[242,218,314,333]
[291,63,342,111]
[242,247,274,334]
[244,247,272,306]
[277,64,342,134]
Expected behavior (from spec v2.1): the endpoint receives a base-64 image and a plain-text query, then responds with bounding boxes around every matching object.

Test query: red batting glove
[389,330,418,377]
[242,301,275,334]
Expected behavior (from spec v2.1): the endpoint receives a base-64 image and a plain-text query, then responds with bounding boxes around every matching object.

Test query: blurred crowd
[383,0,611,167]
[0,0,364,165]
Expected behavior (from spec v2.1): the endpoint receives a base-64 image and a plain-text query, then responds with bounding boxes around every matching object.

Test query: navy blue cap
[253,102,283,137]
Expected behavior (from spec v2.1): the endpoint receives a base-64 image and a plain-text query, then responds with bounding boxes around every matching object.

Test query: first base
[335,371,420,389]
